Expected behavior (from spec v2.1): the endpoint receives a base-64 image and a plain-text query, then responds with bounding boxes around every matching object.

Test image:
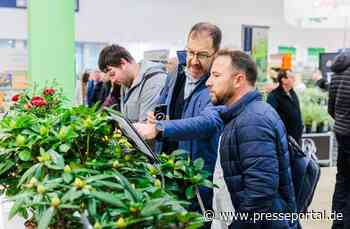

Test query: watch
[155,121,165,139]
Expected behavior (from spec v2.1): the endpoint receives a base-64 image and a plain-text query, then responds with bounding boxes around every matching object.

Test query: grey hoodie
[329,52,350,135]
[121,61,168,123]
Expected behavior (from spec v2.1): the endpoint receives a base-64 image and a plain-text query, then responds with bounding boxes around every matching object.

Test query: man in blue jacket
[206,49,298,228]
[135,22,223,219]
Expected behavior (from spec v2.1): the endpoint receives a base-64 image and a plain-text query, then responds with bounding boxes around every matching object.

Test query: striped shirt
[328,70,350,135]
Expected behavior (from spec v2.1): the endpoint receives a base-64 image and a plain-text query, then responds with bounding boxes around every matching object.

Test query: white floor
[0,197,25,229]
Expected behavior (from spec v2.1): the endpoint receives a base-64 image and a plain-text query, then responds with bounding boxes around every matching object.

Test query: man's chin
[189,69,203,78]
[210,98,219,106]
[212,98,225,106]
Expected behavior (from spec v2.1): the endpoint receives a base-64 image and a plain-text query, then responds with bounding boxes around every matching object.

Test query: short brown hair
[98,44,134,73]
[188,22,222,51]
[216,49,257,85]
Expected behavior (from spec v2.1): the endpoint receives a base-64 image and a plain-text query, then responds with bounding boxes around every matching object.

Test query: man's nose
[191,55,200,64]
[206,77,212,87]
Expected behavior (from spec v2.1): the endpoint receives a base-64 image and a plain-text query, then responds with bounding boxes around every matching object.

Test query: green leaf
[18,207,29,219]
[45,178,64,190]
[0,160,15,176]
[88,198,97,217]
[58,204,80,209]
[185,186,195,199]
[193,159,204,170]
[7,191,34,201]
[47,149,64,169]
[165,171,174,178]
[45,163,63,170]
[61,188,83,203]
[201,179,214,188]
[141,197,168,217]
[113,172,141,202]
[175,160,186,171]
[38,207,55,229]
[34,164,44,179]
[90,191,127,209]
[173,170,183,178]
[62,173,74,184]
[92,180,123,190]
[19,151,32,161]
[185,221,204,229]
[8,198,24,220]
[18,163,41,187]
[59,144,70,153]
[85,174,114,183]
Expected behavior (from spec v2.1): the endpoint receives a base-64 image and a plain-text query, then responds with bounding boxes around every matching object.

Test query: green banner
[278,46,297,58]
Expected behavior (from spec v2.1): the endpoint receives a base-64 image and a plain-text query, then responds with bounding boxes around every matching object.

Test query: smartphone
[154,104,167,121]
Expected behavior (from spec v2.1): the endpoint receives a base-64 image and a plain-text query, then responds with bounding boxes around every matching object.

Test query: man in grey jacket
[328,52,350,229]
[98,44,168,122]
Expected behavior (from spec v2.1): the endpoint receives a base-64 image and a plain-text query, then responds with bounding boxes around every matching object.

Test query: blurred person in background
[89,71,121,110]
[75,70,91,106]
[267,69,303,144]
[328,52,350,229]
[88,70,104,106]
[165,57,178,77]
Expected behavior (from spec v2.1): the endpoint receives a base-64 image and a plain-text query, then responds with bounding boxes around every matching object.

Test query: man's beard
[211,95,224,106]
[211,90,235,106]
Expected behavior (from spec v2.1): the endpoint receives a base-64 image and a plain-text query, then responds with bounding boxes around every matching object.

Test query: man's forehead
[212,56,234,70]
[187,33,214,50]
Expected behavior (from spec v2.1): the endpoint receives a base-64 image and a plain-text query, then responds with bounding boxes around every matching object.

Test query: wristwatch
[155,121,165,139]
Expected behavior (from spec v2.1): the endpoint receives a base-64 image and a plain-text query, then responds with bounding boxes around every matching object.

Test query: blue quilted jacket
[219,90,298,229]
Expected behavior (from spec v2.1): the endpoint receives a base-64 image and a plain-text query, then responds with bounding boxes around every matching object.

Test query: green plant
[301,104,314,127]
[299,87,331,130]
[0,85,211,228]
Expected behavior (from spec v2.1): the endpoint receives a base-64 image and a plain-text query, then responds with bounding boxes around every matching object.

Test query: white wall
[0,0,348,58]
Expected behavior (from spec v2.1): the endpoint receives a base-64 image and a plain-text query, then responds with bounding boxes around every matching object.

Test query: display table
[302,132,334,166]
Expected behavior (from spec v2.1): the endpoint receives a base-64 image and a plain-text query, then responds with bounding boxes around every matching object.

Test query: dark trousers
[332,134,350,229]
[190,186,213,229]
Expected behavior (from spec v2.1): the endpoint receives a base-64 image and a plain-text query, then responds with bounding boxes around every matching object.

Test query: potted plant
[0,84,212,229]
[301,105,314,133]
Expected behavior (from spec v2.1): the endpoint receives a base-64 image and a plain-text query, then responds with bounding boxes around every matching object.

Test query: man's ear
[234,73,245,87]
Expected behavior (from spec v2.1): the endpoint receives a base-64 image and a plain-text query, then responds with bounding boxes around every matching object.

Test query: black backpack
[284,136,321,213]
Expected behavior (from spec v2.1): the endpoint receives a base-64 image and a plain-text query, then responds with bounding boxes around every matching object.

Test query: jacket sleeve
[237,115,279,213]
[87,80,95,106]
[328,77,336,119]
[161,106,225,140]
[89,81,103,107]
[138,73,168,122]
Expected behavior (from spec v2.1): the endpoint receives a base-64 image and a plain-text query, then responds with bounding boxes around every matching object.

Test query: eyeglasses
[186,49,216,61]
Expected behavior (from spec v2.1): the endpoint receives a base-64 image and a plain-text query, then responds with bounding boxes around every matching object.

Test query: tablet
[106,109,159,162]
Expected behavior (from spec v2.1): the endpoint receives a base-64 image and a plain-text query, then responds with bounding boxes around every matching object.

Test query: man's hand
[134,123,159,140]
[147,112,156,124]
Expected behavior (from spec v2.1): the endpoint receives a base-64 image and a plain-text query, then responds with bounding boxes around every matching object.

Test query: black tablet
[106,109,159,162]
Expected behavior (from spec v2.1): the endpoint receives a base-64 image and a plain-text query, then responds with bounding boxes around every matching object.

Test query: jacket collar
[275,85,296,101]
[181,70,209,98]
[220,90,262,123]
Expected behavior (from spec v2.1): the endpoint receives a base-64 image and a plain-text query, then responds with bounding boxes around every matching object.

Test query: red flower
[11,94,20,102]
[43,88,55,96]
[31,96,48,107]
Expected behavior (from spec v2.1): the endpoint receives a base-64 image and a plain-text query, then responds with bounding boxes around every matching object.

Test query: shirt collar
[185,68,202,85]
